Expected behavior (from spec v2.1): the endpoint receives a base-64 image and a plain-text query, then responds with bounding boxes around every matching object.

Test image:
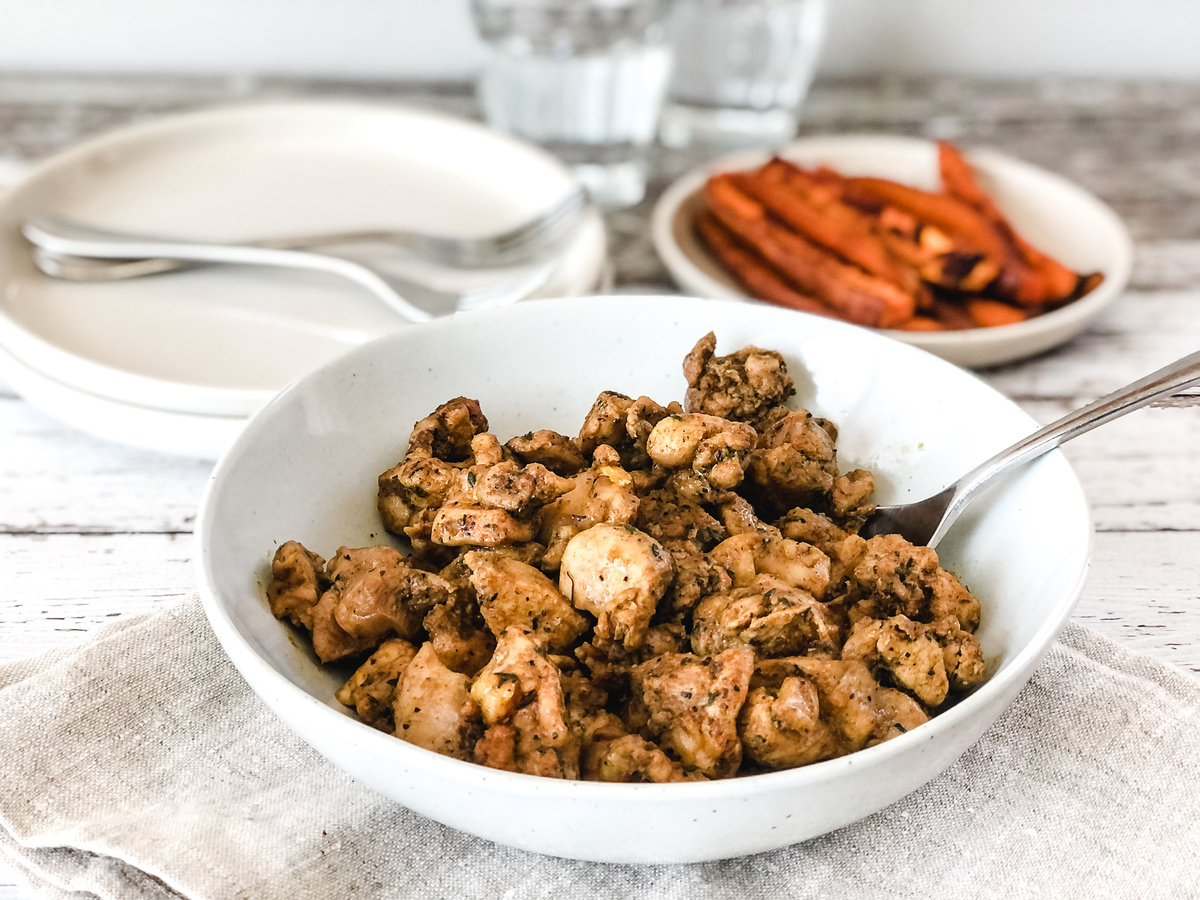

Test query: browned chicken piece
[464,550,588,651]
[334,637,418,732]
[753,657,929,750]
[691,574,842,658]
[717,494,781,537]
[709,531,832,598]
[310,590,379,663]
[505,428,587,476]
[628,646,755,778]
[470,627,580,778]
[745,411,840,517]
[849,533,981,632]
[843,615,949,707]
[645,413,758,490]
[266,540,328,631]
[831,468,877,520]
[431,433,575,548]
[738,676,842,769]
[663,544,735,617]
[682,332,796,433]
[393,642,482,760]
[577,392,683,468]
[572,623,688,694]
[635,487,726,549]
[929,616,987,690]
[422,593,496,677]
[326,546,449,642]
[626,396,685,462]
[559,669,609,727]
[776,507,852,557]
[559,523,675,650]
[377,397,488,536]
[537,447,641,571]
[589,733,698,783]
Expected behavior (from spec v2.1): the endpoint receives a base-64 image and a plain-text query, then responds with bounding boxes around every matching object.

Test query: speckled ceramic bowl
[196,295,1091,863]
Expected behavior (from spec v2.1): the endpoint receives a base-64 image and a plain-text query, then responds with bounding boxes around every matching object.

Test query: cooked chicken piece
[589,733,697,783]
[831,468,876,520]
[682,332,796,433]
[577,392,683,468]
[738,676,842,769]
[559,523,675,650]
[464,551,588,651]
[393,642,481,760]
[929,616,987,690]
[753,657,928,750]
[334,638,418,732]
[662,544,734,616]
[310,590,378,663]
[709,532,832,597]
[718,494,781,537]
[691,574,842,658]
[266,540,328,631]
[431,433,574,548]
[645,413,758,490]
[537,449,641,571]
[628,646,754,778]
[377,397,488,536]
[776,507,853,558]
[634,487,726,549]
[505,428,587,476]
[625,396,684,460]
[470,627,580,778]
[846,614,986,704]
[559,670,609,728]
[325,546,448,642]
[745,411,840,517]
[849,534,981,632]
[422,593,496,677]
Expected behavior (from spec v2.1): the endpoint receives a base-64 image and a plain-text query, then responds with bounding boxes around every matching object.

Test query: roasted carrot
[705,174,917,328]
[694,211,846,321]
[965,298,1029,328]
[937,141,1079,304]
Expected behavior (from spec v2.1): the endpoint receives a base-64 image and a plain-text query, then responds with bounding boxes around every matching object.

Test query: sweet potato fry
[937,141,1080,304]
[693,211,846,321]
[965,298,1029,328]
[893,316,946,332]
[705,174,917,328]
[744,163,925,299]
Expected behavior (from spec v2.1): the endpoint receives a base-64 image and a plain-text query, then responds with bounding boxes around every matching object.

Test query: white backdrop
[0,0,1196,80]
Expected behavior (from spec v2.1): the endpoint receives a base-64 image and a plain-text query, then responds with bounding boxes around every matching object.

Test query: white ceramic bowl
[652,134,1133,368]
[196,295,1091,863]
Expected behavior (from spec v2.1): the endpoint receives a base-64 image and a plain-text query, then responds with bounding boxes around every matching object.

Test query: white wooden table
[1,75,1198,899]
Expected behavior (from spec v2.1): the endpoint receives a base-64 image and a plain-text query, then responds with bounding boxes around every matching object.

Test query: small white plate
[0,101,607,417]
[652,134,1133,368]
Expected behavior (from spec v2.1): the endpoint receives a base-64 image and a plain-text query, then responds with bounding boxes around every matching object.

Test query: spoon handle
[931,350,1200,546]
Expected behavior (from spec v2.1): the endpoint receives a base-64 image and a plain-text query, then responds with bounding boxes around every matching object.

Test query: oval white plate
[0,101,607,417]
[652,134,1132,368]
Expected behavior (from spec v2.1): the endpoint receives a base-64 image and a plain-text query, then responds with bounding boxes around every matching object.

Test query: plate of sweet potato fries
[653,135,1132,367]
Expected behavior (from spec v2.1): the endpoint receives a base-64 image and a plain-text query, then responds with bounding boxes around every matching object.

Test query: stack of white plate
[0,102,609,459]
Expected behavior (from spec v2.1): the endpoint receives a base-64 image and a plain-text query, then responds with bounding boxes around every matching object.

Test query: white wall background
[0,0,1197,81]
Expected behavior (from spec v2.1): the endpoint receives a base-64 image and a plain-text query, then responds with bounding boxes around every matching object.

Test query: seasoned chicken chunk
[578,392,682,468]
[422,593,496,677]
[559,524,675,650]
[464,550,588,651]
[335,638,418,732]
[709,531,831,597]
[266,540,328,631]
[682,332,795,432]
[431,433,574,548]
[831,468,876,520]
[849,534,981,632]
[745,411,840,517]
[844,614,986,703]
[776,507,853,557]
[738,676,841,769]
[505,428,587,476]
[394,643,481,760]
[470,627,580,779]
[377,397,488,536]
[538,447,641,571]
[691,574,842,658]
[628,646,754,778]
[589,733,697,783]
[645,413,758,490]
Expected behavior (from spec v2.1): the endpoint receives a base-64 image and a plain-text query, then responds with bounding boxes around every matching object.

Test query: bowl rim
[650,133,1133,359]
[196,293,1093,800]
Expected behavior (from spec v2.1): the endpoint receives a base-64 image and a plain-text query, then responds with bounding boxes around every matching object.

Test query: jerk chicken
[266,333,987,782]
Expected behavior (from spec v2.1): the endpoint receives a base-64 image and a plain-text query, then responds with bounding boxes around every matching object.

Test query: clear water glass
[659,0,827,149]
[472,0,673,209]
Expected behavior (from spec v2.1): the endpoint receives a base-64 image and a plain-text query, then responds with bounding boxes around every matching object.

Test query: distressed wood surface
[0,74,1198,899]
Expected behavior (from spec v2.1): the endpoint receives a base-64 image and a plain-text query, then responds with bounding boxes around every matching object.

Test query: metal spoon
[861,350,1200,548]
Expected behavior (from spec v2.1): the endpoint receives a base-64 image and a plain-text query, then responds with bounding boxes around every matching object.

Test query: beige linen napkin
[1,598,1198,900]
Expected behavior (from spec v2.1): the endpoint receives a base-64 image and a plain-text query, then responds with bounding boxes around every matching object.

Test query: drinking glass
[659,0,827,149]
[471,0,674,209]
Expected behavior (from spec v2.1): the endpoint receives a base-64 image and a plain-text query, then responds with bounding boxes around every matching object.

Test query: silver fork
[26,235,555,323]
[861,350,1200,548]
[22,187,587,274]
